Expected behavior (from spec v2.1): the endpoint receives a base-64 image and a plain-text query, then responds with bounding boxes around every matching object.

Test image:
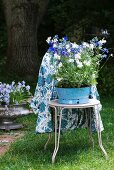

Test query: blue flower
[60,48,68,56]
[71,48,76,53]
[102,48,109,53]
[63,36,68,41]
[101,54,107,59]
[48,47,55,52]
[0,81,32,106]
[26,85,30,91]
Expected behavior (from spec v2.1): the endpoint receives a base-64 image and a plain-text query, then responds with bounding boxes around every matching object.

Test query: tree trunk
[3,0,49,80]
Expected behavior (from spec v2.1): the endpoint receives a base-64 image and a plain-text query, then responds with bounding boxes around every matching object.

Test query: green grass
[0,96,114,170]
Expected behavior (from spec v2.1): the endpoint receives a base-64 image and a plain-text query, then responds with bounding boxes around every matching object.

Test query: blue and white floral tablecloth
[31,52,104,133]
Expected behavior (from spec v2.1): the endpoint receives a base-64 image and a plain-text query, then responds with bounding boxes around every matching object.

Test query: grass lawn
[0,96,114,170]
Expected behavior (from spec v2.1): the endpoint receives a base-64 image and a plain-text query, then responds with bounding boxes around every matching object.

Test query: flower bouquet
[46,35,112,104]
[46,35,112,88]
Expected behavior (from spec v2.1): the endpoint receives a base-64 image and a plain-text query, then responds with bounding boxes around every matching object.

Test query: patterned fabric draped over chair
[31,52,104,133]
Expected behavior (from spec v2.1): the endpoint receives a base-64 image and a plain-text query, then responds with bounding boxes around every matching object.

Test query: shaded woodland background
[0,0,114,95]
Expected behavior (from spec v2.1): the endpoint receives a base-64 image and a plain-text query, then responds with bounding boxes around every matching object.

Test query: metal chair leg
[86,109,94,149]
[44,133,52,150]
[52,107,62,163]
[94,105,108,159]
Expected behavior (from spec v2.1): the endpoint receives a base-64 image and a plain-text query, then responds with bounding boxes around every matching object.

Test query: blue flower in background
[0,81,32,105]
[101,54,107,59]
[63,36,68,41]
[102,48,109,53]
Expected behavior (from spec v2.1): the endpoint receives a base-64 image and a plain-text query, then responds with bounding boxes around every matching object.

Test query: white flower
[77,61,83,68]
[83,60,91,66]
[69,59,74,63]
[58,62,63,68]
[89,44,94,49]
[6,84,10,89]
[72,43,79,48]
[66,44,70,49]
[83,42,90,48]
[12,81,15,86]
[67,49,71,53]
[99,39,106,45]
[57,78,62,81]
[75,53,81,59]
[54,53,60,60]
[26,85,30,91]
[101,29,109,35]
[53,38,58,43]
[92,74,96,78]
[46,37,51,43]
[53,43,57,48]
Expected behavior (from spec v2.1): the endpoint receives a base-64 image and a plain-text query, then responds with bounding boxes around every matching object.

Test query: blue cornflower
[71,48,76,53]
[102,48,109,53]
[101,54,107,59]
[26,85,30,91]
[48,47,55,53]
[60,48,68,56]
[63,36,68,41]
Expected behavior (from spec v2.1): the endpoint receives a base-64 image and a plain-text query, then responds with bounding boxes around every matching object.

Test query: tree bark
[3,0,49,80]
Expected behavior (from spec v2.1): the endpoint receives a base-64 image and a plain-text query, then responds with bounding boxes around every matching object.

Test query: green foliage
[54,57,98,88]
[98,62,114,96]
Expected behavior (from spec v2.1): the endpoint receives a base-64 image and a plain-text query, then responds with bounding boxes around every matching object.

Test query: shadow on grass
[1,130,102,163]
